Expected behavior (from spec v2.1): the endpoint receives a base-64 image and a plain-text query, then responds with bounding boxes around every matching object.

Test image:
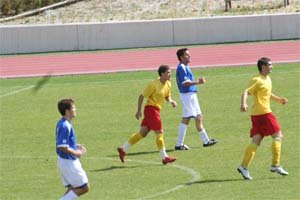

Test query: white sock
[176,123,187,146]
[159,149,168,159]
[122,142,131,153]
[199,129,209,144]
[60,190,78,200]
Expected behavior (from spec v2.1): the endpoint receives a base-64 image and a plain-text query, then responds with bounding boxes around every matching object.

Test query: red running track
[0,40,299,78]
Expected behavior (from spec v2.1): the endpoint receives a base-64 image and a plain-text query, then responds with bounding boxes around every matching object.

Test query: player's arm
[177,67,204,87]
[57,126,85,158]
[182,77,206,86]
[58,146,84,158]
[271,93,288,105]
[135,94,144,120]
[166,96,177,107]
[241,78,258,112]
[240,90,250,112]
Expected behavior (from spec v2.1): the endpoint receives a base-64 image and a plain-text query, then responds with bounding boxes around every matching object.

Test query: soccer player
[174,48,217,150]
[117,65,177,165]
[56,98,89,200]
[237,57,289,180]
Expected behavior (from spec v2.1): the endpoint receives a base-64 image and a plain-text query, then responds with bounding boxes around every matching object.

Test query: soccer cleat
[237,165,253,180]
[203,139,218,147]
[117,147,126,163]
[162,156,177,165]
[174,144,191,150]
[270,166,289,176]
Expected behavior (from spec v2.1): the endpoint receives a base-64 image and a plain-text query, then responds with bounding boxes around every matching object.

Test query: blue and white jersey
[176,63,198,93]
[56,117,77,160]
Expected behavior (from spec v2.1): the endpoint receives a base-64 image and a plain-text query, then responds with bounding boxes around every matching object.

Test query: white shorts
[180,92,202,118]
[57,157,88,188]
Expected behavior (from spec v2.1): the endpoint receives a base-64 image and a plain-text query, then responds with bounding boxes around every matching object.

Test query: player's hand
[170,100,177,108]
[240,104,248,112]
[198,77,206,84]
[74,149,83,158]
[135,111,142,120]
[77,144,87,155]
[279,98,288,105]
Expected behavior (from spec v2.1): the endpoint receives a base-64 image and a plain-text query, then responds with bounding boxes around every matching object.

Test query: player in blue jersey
[56,98,89,200]
[174,48,218,150]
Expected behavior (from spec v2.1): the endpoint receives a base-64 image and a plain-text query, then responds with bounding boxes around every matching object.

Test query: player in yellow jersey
[117,65,177,165]
[237,57,289,180]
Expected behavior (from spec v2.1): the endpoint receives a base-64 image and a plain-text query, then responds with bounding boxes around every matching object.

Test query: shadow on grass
[186,176,281,185]
[90,165,140,172]
[109,149,175,157]
[186,178,243,185]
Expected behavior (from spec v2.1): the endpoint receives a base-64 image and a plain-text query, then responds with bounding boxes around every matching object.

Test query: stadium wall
[0,13,299,54]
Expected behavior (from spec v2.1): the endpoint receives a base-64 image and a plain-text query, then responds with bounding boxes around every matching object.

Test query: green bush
[1,0,11,16]
[1,0,63,17]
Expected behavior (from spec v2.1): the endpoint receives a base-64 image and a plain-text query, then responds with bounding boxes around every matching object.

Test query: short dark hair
[57,98,74,116]
[157,65,170,76]
[176,48,188,61]
[257,57,271,72]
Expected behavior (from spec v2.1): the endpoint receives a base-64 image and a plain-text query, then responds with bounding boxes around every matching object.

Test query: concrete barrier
[0,24,78,54]
[0,13,299,54]
[271,14,300,39]
[173,15,271,44]
[77,20,174,50]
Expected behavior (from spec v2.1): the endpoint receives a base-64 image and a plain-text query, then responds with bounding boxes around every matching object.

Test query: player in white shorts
[175,48,218,150]
[56,98,89,200]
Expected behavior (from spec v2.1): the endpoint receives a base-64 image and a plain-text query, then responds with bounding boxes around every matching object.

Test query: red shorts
[141,106,162,132]
[250,112,281,137]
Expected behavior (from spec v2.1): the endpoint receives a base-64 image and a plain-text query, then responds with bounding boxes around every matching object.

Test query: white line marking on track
[0,155,200,199]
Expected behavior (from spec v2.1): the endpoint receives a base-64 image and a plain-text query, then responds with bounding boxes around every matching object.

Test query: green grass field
[0,63,299,200]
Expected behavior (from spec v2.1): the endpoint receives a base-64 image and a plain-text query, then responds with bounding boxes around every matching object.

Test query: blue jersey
[176,63,198,93]
[56,117,77,160]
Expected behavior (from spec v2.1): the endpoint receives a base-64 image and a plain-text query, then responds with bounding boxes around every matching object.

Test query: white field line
[0,155,200,200]
[0,70,299,98]
[135,161,200,200]
[46,70,300,87]
[0,85,34,99]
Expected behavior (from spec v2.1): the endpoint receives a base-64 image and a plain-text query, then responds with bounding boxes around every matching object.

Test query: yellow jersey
[143,78,171,110]
[246,74,272,115]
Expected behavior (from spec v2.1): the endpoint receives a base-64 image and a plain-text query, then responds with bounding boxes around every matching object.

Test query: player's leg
[64,186,72,195]
[244,134,262,167]
[125,127,149,150]
[61,184,89,200]
[118,126,149,162]
[270,131,288,175]
[271,131,283,167]
[72,184,89,196]
[176,93,200,150]
[175,94,192,150]
[155,131,176,164]
[237,134,262,180]
[59,159,89,199]
[195,115,217,147]
[58,158,78,200]
[191,93,217,147]
[60,189,78,200]
[148,107,176,164]
[175,118,190,150]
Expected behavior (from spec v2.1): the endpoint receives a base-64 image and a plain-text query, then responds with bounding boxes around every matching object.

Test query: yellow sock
[128,133,143,145]
[272,138,282,166]
[242,143,257,169]
[156,133,165,150]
